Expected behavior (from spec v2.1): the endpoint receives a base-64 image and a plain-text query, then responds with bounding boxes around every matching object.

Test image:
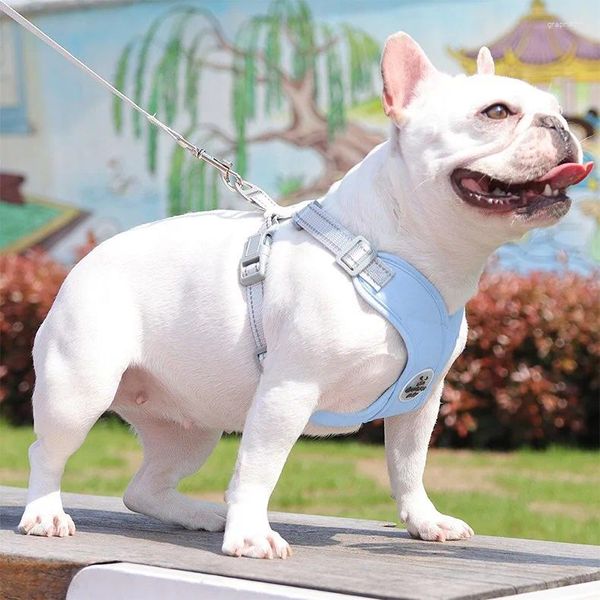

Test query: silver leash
[0,0,284,216]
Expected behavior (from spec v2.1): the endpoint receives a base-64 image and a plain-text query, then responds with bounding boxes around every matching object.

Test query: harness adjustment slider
[335,236,376,277]
[239,231,272,286]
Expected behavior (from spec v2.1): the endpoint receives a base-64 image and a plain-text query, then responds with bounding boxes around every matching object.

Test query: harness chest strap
[292,202,394,290]
[238,202,394,364]
[239,226,273,362]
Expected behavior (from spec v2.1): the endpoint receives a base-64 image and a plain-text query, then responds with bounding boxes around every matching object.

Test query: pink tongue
[536,162,594,188]
[462,178,484,193]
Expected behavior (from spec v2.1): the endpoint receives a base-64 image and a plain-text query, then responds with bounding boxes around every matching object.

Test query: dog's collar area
[239,200,465,427]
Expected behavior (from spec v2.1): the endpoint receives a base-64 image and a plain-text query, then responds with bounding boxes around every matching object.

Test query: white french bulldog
[18,34,592,559]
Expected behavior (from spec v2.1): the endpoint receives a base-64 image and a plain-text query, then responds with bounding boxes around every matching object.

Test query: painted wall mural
[0,0,598,273]
[113,1,383,213]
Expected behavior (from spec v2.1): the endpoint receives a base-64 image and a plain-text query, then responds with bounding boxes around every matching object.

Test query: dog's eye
[482,103,512,120]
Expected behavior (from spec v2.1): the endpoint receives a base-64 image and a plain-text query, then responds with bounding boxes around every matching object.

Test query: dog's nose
[533,113,578,162]
[534,114,566,131]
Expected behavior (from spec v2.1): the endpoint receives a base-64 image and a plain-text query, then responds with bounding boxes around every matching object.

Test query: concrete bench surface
[1,485,599,600]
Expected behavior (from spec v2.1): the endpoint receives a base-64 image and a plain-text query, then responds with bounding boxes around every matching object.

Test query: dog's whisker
[413,174,437,191]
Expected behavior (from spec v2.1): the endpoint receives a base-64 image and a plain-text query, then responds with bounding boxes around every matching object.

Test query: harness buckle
[239,231,272,286]
[335,236,376,277]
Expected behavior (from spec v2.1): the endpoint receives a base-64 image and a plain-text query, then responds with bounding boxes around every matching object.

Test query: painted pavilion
[449,0,600,114]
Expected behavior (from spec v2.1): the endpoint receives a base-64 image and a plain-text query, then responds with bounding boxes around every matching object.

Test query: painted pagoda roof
[449,0,600,83]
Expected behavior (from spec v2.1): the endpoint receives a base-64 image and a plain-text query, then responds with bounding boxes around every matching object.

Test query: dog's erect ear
[476,46,495,75]
[381,33,438,124]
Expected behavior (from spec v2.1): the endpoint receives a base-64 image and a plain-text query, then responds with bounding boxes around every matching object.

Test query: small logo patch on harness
[399,369,434,401]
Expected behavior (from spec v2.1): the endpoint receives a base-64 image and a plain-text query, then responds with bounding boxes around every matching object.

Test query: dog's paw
[222,528,292,559]
[406,511,474,542]
[123,487,227,532]
[180,510,226,532]
[18,511,76,537]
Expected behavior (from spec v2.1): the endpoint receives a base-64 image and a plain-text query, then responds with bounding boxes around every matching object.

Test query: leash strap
[0,0,287,216]
[293,202,394,290]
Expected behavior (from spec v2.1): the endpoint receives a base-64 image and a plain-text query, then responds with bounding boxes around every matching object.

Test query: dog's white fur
[19,35,582,558]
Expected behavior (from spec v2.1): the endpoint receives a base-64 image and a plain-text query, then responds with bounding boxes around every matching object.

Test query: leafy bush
[1,250,598,449]
[0,251,66,424]
[435,271,599,449]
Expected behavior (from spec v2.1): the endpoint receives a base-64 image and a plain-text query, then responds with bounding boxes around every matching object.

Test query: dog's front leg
[384,382,474,542]
[222,374,317,559]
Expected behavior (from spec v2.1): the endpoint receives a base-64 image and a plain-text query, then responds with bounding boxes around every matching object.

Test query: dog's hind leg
[123,418,225,531]
[18,322,128,537]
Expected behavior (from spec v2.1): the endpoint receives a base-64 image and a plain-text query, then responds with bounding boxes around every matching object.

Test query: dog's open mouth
[451,162,594,215]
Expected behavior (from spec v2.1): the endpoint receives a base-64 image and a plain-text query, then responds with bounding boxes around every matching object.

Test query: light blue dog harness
[239,201,464,428]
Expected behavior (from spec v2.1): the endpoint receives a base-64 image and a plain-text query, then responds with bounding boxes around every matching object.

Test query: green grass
[1,420,598,545]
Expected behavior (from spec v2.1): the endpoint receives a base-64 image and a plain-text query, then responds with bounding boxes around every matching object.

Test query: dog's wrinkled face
[381,34,593,240]
[441,74,590,223]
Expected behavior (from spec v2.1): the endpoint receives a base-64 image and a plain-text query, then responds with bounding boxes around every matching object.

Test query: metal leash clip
[158,120,284,218]
[233,179,284,215]
[239,230,273,286]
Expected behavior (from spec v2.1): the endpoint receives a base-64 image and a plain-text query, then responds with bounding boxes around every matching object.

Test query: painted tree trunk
[277,72,385,202]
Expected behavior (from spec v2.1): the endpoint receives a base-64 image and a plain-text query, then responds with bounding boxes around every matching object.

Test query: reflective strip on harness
[239,228,273,365]
[292,202,393,290]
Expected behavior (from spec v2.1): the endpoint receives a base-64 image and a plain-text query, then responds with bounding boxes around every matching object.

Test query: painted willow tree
[113,0,384,215]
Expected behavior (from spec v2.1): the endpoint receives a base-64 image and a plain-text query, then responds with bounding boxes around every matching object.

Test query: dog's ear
[381,33,438,124]
[476,46,495,75]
